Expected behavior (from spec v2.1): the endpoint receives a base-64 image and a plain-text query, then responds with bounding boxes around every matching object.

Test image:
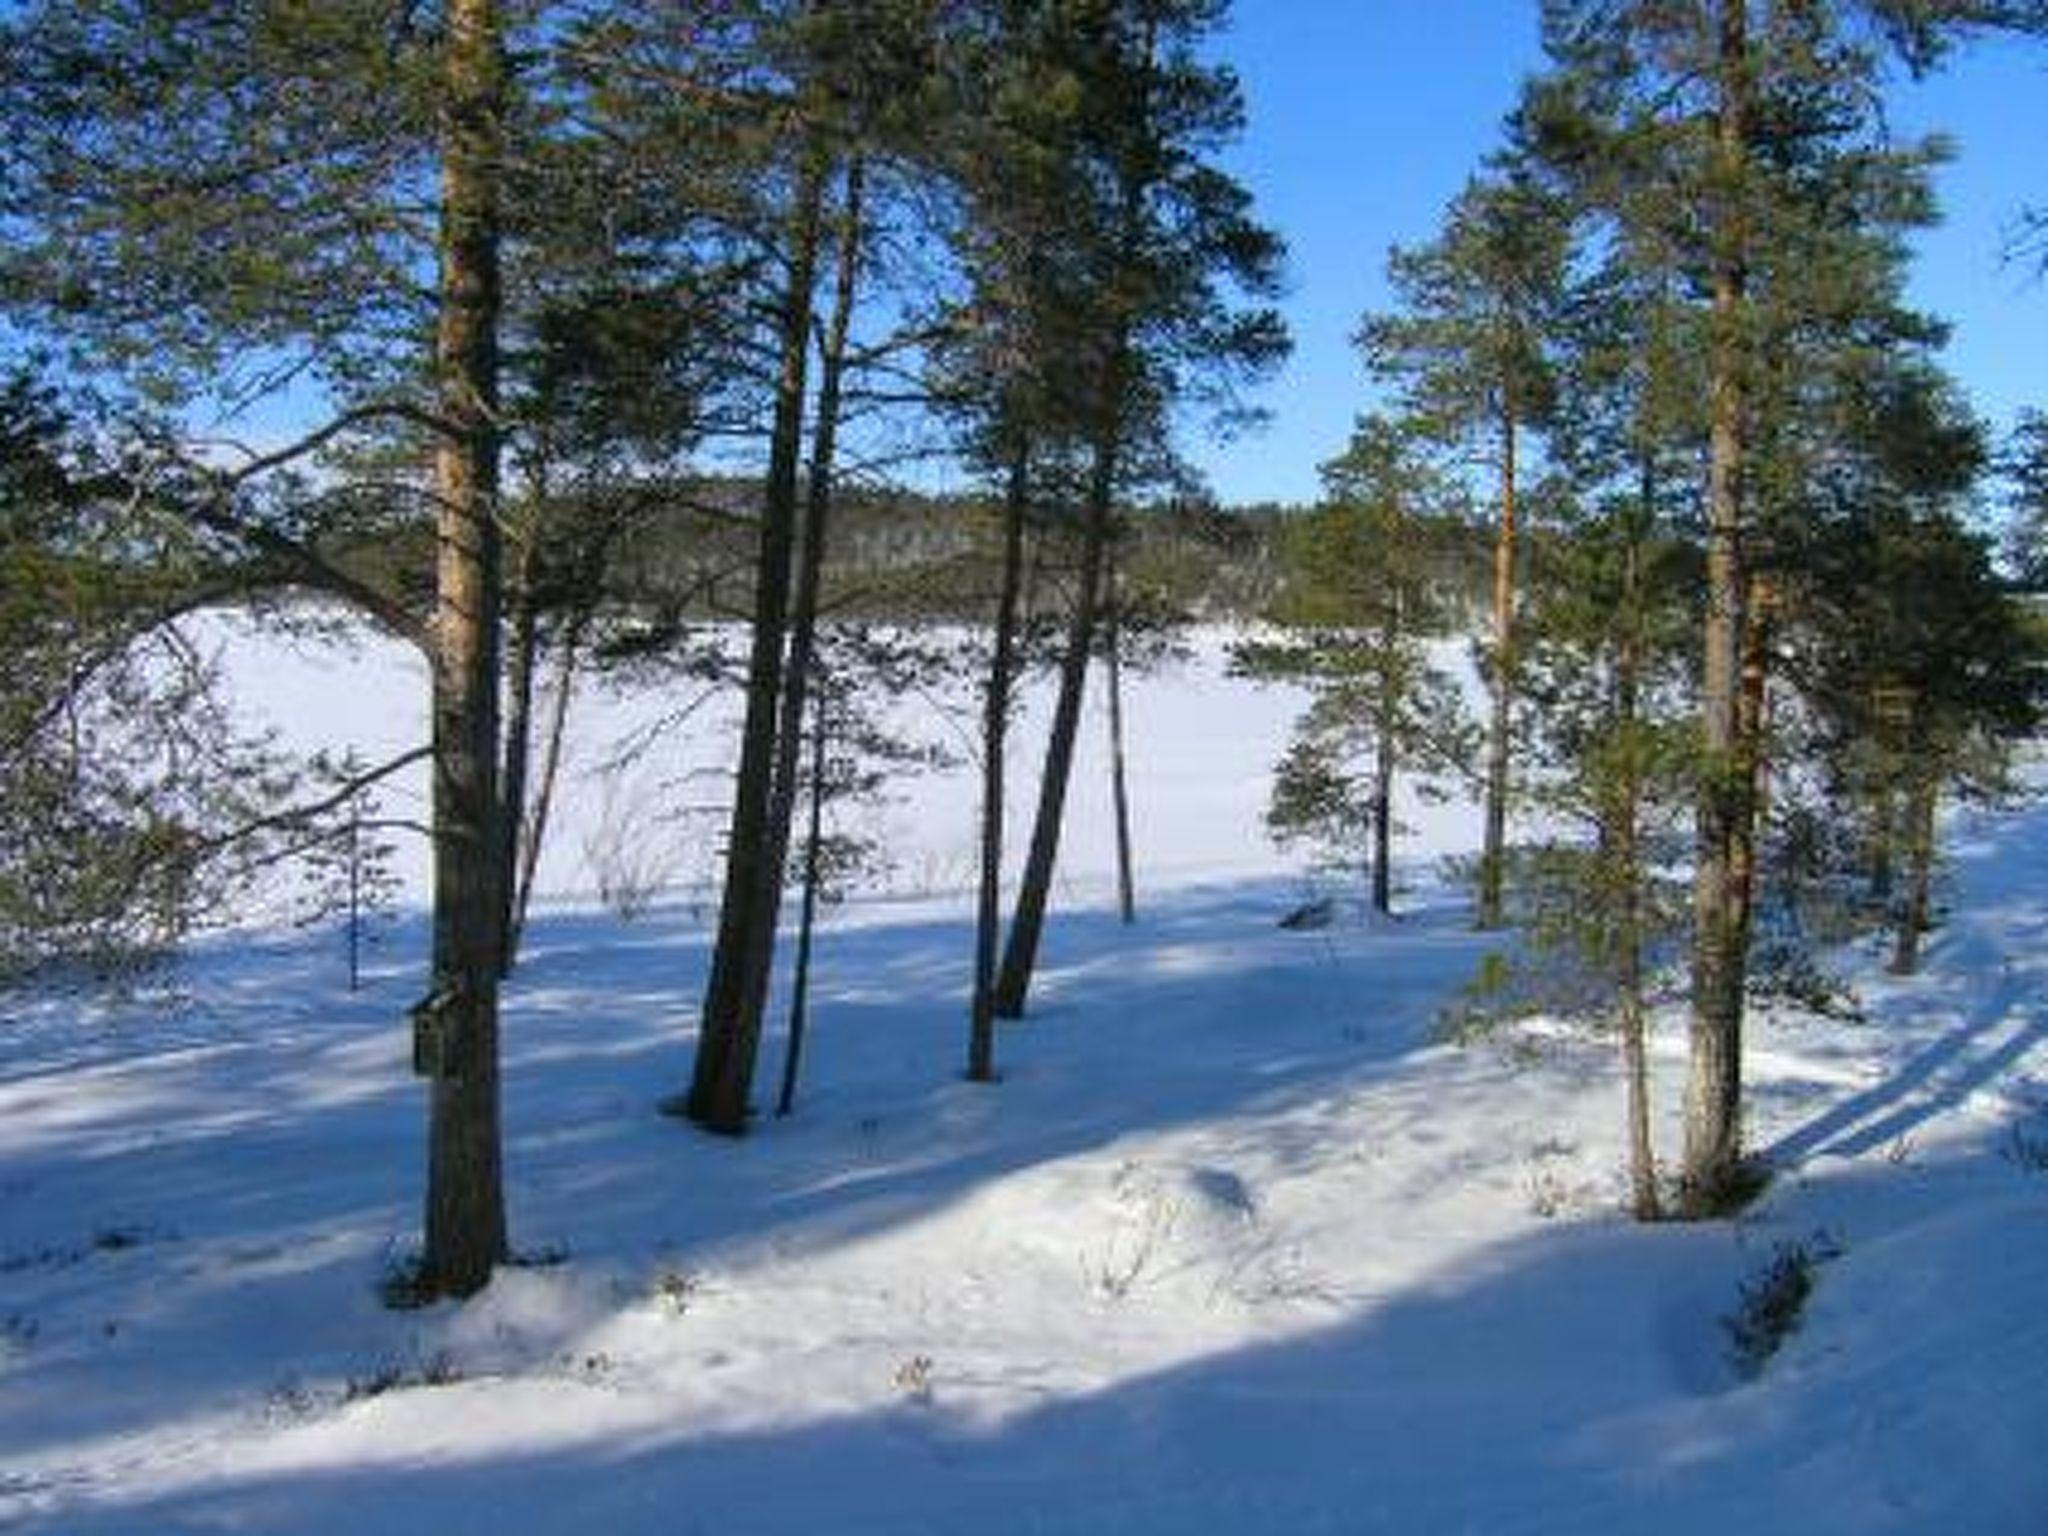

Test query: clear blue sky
[1191,4,2048,507]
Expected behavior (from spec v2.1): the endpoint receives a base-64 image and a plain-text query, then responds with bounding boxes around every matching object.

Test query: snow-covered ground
[3,633,2047,1533]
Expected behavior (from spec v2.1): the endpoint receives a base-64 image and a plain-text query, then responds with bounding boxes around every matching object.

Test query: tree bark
[680,149,826,1134]
[1478,392,1517,929]
[1728,571,1774,964]
[1370,735,1394,917]
[992,424,1118,1019]
[969,443,1030,1081]
[776,687,829,1116]
[1681,0,1753,1218]
[420,0,509,1298]
[731,156,865,1088]
[1891,761,1938,975]
[508,607,586,965]
[497,488,542,976]
[1105,547,1137,926]
[1615,509,1658,1221]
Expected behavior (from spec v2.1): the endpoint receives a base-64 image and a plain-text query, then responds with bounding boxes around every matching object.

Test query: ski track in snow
[2,639,2047,1534]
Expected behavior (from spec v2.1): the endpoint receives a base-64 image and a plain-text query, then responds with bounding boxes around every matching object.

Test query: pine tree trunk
[730,157,865,1087]
[509,608,585,964]
[969,444,1030,1082]
[776,691,829,1116]
[681,150,826,1134]
[1615,516,1658,1222]
[1867,780,1896,906]
[1682,0,1753,1219]
[1105,549,1137,926]
[992,426,1118,1019]
[498,505,541,976]
[1728,572,1774,963]
[1892,763,1938,976]
[420,0,508,1298]
[1478,394,1517,929]
[1371,735,1394,917]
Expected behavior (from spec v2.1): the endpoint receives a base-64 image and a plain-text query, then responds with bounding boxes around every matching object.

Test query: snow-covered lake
[3,622,2046,1534]
[211,617,1483,915]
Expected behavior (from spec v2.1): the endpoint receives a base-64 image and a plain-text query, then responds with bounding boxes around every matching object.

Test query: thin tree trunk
[1105,547,1137,926]
[1892,760,1938,975]
[508,608,586,963]
[680,149,826,1134]
[420,0,509,1298]
[498,499,541,977]
[1682,0,1753,1218]
[1867,781,1896,906]
[1615,506,1658,1221]
[347,804,362,994]
[992,425,1118,1019]
[970,443,1030,1081]
[776,688,829,1116]
[731,157,866,1083]
[1370,738,1394,918]
[1728,572,1774,962]
[1478,393,1517,929]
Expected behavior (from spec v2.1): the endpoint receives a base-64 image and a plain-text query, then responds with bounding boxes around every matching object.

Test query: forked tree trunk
[1477,393,1518,929]
[508,608,586,964]
[1682,0,1754,1218]
[1105,548,1137,926]
[420,0,509,1298]
[681,150,826,1134]
[732,157,866,1080]
[992,424,1118,1019]
[969,443,1030,1081]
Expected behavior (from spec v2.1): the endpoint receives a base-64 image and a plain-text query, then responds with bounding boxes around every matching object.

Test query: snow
[3,631,2047,1533]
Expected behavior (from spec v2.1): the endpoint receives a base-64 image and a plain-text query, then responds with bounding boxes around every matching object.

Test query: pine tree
[1361,162,1568,930]
[0,0,622,1293]
[1533,0,2018,1214]
[1236,417,1473,916]
[988,0,1286,1020]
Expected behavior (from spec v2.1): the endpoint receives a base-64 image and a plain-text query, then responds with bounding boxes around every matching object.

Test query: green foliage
[1724,1232,1842,1379]
[0,374,308,979]
[1236,418,1474,897]
[1999,409,2048,589]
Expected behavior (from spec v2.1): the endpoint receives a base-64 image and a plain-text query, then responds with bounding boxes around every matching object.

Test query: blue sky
[1191,4,2048,507]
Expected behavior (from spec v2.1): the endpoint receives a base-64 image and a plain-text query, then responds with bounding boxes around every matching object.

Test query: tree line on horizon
[3,0,2047,1300]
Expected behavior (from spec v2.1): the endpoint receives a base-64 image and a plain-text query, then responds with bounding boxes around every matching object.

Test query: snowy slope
[3,646,2047,1533]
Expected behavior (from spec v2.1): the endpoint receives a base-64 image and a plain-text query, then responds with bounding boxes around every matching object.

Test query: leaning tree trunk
[1104,547,1137,926]
[508,606,587,965]
[969,442,1030,1081]
[992,421,1119,1019]
[1682,0,1756,1219]
[680,150,826,1134]
[419,0,509,1298]
[776,689,830,1117]
[1477,392,1518,930]
[497,475,544,976]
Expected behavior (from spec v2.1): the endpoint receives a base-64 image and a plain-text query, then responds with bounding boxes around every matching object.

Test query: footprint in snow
[1188,1166,1257,1223]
